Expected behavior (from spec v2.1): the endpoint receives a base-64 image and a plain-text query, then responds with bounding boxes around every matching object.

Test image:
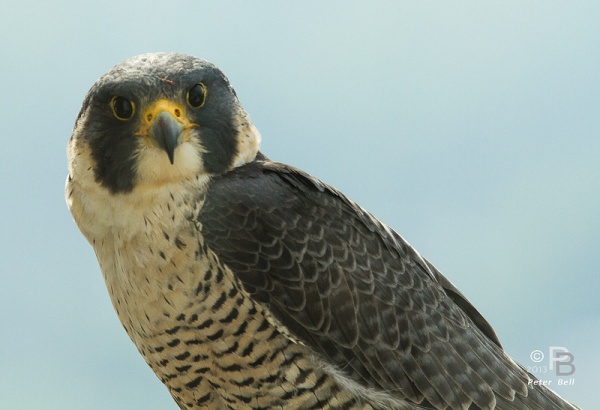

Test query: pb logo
[549,346,575,376]
[530,346,575,376]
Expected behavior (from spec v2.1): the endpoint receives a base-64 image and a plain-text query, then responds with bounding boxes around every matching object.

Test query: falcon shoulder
[197,157,576,410]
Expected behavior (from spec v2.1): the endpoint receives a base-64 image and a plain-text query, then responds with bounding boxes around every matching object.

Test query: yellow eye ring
[110,96,135,120]
[187,83,207,108]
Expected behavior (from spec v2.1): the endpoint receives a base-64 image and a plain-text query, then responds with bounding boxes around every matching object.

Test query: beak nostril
[174,108,181,117]
[146,113,153,122]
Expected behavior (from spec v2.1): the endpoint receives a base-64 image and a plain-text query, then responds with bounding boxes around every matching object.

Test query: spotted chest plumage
[67,171,379,410]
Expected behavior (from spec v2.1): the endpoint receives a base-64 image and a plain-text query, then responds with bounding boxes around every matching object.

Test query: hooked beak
[139,99,194,164]
[149,111,183,164]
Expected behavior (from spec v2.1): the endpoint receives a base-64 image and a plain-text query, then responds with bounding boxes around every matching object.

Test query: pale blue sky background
[1,2,598,408]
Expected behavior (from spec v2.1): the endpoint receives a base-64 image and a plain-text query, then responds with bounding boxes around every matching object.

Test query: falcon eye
[187,83,207,108]
[110,96,135,120]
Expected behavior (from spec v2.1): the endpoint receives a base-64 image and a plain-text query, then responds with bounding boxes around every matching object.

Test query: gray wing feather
[198,158,578,410]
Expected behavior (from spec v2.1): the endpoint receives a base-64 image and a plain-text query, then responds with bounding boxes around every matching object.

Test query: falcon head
[68,52,261,194]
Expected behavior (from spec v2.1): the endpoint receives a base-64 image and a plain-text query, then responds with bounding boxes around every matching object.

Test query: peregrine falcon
[66,53,578,410]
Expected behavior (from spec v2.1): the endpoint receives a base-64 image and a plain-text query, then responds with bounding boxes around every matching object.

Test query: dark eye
[110,96,135,120]
[187,83,207,108]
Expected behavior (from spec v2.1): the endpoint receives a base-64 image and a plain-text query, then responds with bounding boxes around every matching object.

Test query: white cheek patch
[67,136,97,193]
[230,109,261,169]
